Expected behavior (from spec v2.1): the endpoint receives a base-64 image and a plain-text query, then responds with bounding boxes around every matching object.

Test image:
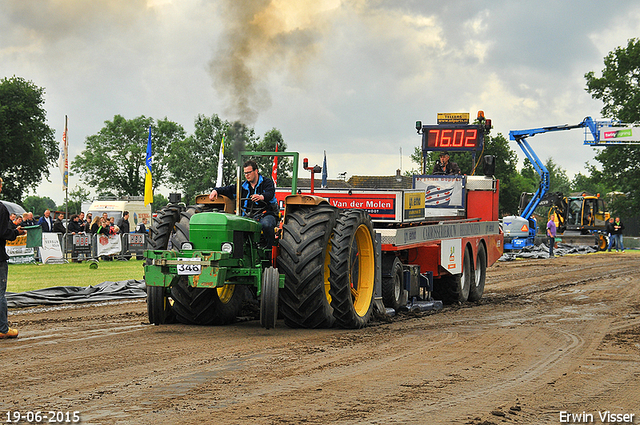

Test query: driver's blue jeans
[0,261,9,333]
[259,215,277,247]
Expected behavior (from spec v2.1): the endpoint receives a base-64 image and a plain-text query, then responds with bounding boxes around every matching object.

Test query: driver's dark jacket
[214,174,278,218]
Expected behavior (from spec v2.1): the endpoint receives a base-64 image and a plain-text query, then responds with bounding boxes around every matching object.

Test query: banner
[144,126,153,206]
[216,134,225,187]
[59,115,69,190]
[6,234,35,264]
[272,143,278,186]
[40,233,65,264]
[97,234,122,256]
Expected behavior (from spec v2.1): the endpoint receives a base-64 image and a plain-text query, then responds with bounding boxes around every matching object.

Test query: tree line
[2,38,640,218]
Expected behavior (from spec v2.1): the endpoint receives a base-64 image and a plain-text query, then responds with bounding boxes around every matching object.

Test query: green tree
[571,163,611,196]
[246,128,292,187]
[0,76,57,203]
[58,185,91,214]
[72,115,184,198]
[167,116,292,204]
[22,195,56,216]
[167,114,231,204]
[585,38,640,216]
[151,193,169,212]
[546,158,571,194]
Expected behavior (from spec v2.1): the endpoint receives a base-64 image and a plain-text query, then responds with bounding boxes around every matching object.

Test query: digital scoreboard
[420,124,484,152]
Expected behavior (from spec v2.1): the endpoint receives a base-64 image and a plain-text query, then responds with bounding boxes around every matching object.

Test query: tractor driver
[209,160,278,247]
[432,151,461,175]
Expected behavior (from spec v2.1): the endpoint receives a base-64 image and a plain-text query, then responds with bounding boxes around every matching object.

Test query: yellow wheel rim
[324,239,332,304]
[217,284,235,304]
[352,224,375,317]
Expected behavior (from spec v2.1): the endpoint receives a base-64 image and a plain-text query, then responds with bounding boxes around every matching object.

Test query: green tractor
[143,151,379,329]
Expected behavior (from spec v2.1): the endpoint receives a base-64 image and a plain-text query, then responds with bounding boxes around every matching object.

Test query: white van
[86,197,151,231]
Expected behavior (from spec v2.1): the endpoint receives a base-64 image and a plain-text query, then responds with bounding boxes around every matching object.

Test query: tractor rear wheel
[329,209,376,329]
[277,205,338,328]
[169,205,248,325]
[145,205,183,324]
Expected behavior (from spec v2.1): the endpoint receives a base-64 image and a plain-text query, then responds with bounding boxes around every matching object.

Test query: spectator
[89,216,101,234]
[97,218,110,236]
[13,216,22,227]
[9,213,16,223]
[1,177,27,339]
[606,218,616,252]
[38,209,54,232]
[612,217,625,252]
[52,213,66,233]
[22,212,36,227]
[84,213,93,233]
[68,214,83,234]
[135,217,148,233]
[117,211,130,234]
[546,213,556,258]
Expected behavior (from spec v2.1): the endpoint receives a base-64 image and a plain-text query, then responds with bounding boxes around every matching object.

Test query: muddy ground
[2,252,639,425]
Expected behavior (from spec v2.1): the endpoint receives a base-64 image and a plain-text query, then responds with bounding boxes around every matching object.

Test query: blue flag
[321,150,327,188]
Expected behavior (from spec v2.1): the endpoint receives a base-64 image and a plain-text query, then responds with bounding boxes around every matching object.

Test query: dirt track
[2,252,639,425]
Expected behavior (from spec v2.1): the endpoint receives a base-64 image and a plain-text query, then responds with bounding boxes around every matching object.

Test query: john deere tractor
[143,151,379,329]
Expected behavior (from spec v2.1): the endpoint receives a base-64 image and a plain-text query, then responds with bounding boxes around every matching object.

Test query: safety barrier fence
[6,230,149,264]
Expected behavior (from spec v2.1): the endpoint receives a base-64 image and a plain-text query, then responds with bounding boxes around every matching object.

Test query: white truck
[85,196,151,231]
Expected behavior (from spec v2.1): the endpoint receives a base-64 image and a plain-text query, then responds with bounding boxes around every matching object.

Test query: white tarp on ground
[5,280,146,308]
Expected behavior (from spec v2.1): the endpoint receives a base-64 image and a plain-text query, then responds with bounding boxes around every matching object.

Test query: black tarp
[6,280,146,308]
[500,243,598,261]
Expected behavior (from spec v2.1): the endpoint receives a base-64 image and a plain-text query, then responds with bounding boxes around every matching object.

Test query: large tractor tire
[432,245,472,304]
[382,255,404,310]
[169,205,248,326]
[146,205,183,325]
[277,205,339,328]
[468,243,486,302]
[328,209,376,329]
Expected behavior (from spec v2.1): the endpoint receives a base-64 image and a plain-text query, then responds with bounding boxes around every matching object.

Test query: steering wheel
[239,197,269,218]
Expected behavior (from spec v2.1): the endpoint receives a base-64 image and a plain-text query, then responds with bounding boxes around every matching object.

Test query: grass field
[7,260,145,293]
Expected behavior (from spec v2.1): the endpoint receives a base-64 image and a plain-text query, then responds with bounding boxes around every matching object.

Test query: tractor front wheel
[260,267,280,329]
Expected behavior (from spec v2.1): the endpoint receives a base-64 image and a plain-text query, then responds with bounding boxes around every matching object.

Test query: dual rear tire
[432,243,487,304]
[278,206,377,329]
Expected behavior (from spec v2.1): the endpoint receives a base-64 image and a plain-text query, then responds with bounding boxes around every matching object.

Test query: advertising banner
[97,234,122,256]
[40,233,65,264]
[599,126,640,143]
[5,234,35,264]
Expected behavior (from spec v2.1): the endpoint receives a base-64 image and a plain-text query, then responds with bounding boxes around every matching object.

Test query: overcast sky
[2,0,639,206]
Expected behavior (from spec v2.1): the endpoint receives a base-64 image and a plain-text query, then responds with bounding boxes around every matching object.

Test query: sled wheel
[468,244,486,302]
[382,255,404,310]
